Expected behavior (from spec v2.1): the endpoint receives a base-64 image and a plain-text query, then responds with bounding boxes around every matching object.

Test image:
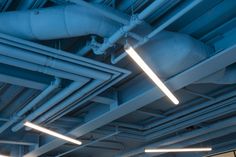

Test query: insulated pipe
[0,55,87,82]
[0,78,61,134]
[17,78,61,116]
[12,81,88,132]
[0,44,111,80]
[33,80,102,125]
[39,69,129,126]
[0,5,120,40]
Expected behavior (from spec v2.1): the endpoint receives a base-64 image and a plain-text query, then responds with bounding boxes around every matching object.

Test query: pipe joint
[52,78,61,88]
[130,14,143,26]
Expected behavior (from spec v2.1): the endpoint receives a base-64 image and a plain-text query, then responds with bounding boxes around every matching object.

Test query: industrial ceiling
[0,0,236,157]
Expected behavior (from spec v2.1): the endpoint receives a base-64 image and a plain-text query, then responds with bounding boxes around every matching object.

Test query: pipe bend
[0,5,120,40]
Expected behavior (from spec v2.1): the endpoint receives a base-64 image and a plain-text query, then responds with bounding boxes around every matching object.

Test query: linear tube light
[125,46,179,105]
[145,148,212,153]
[0,155,10,157]
[24,121,82,145]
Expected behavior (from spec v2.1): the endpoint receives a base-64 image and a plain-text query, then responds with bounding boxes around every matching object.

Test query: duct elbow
[0,5,120,40]
[137,31,214,79]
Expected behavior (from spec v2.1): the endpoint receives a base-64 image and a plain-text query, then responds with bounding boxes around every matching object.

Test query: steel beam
[24,44,236,157]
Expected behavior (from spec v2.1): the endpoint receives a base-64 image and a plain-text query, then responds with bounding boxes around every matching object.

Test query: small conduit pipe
[0,44,111,80]
[94,0,167,55]
[0,78,61,134]
[33,80,102,125]
[0,55,88,82]
[145,99,236,140]
[144,89,236,130]
[56,131,120,157]
[111,0,203,64]
[39,69,129,125]
[118,116,236,157]
[12,80,88,132]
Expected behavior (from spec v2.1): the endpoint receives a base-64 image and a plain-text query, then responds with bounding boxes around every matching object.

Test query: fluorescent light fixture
[145,148,212,153]
[0,155,10,157]
[24,121,82,145]
[125,46,179,105]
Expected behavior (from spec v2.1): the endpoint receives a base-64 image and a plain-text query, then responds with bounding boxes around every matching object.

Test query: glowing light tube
[145,148,212,153]
[125,46,179,104]
[24,121,82,145]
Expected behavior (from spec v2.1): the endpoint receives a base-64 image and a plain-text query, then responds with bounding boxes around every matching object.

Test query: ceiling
[0,0,236,157]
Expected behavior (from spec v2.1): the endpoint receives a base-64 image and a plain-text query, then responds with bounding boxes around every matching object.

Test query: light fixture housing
[0,155,10,157]
[145,148,212,153]
[24,121,82,145]
[124,46,179,105]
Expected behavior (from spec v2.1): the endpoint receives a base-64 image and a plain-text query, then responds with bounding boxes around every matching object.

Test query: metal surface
[0,0,235,156]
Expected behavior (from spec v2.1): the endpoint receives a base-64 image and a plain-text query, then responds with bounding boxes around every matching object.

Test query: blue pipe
[0,54,90,82]
[0,78,61,134]
[146,100,236,140]
[0,43,111,80]
[0,5,119,40]
[94,0,167,54]
[119,116,236,157]
[11,80,88,132]
[33,79,102,125]
[56,131,120,157]
[144,90,236,130]
[69,0,130,25]
[41,68,129,126]
[17,78,61,116]
[112,0,203,64]
[0,33,129,77]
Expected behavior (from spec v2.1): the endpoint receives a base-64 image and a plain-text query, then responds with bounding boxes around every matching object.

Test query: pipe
[41,68,129,125]
[18,78,61,116]
[0,55,88,82]
[119,116,236,157]
[94,0,167,54]
[144,89,236,130]
[33,80,102,125]
[68,0,130,25]
[145,100,236,140]
[0,5,120,40]
[112,0,203,64]
[23,44,236,157]
[0,78,61,134]
[56,131,120,157]
[17,0,47,10]
[0,140,37,146]
[0,43,111,80]
[0,118,9,122]
[11,81,88,132]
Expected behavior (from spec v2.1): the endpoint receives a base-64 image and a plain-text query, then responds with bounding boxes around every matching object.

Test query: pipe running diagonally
[118,115,236,157]
[11,80,88,132]
[0,78,61,134]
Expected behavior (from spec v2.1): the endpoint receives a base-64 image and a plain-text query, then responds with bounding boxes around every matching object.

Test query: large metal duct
[0,4,224,82]
[0,5,120,40]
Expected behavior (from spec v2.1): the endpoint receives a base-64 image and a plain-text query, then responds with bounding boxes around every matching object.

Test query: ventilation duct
[0,5,120,40]
[136,31,213,79]
[1,4,233,85]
